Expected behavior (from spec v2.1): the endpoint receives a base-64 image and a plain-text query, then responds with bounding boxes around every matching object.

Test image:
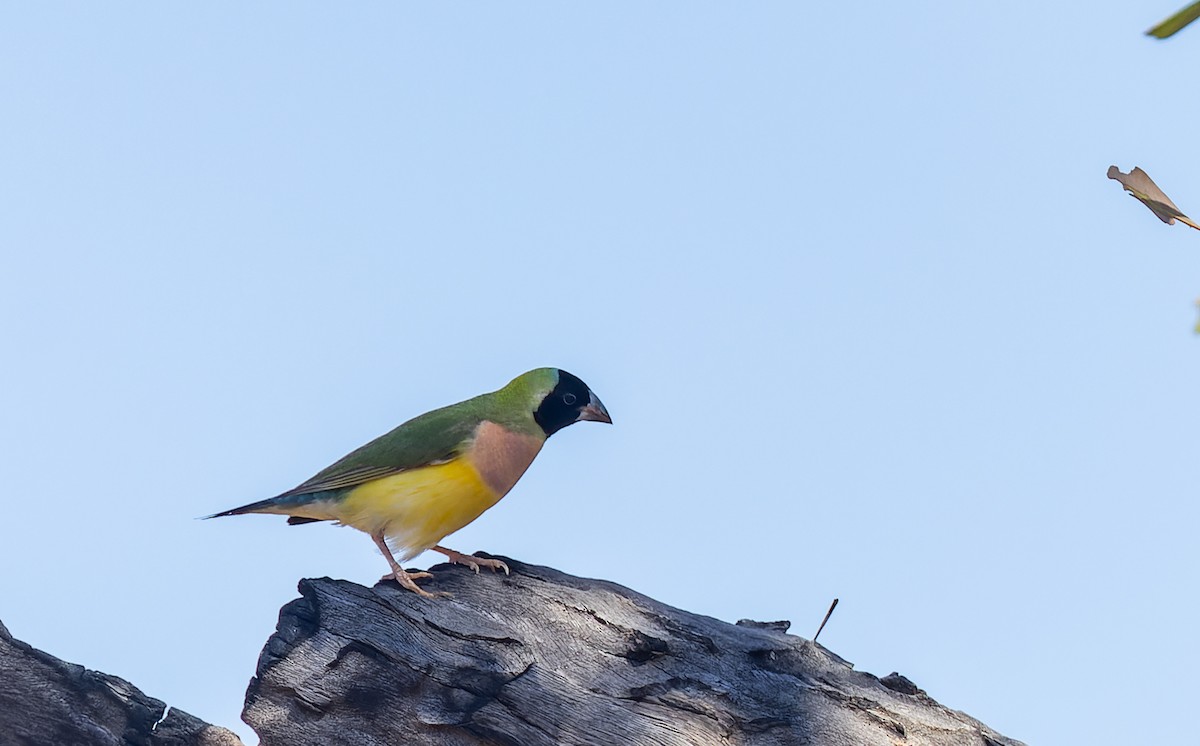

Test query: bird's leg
[372,533,437,598]
[432,545,510,575]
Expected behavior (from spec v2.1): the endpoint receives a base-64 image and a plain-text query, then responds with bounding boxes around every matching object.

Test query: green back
[280,368,560,497]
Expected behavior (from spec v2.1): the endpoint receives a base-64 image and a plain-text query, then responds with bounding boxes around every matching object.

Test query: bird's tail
[203,497,291,519]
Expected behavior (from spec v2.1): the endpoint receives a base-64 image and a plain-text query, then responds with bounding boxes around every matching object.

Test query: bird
[208,368,611,597]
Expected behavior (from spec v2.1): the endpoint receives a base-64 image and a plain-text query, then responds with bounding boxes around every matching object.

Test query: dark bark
[0,620,242,746]
[244,556,1025,746]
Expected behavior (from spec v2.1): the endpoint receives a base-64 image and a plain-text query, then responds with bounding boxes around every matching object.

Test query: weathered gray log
[0,619,242,746]
[245,556,1024,746]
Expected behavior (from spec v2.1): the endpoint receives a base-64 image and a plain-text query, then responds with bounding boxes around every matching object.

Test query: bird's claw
[380,570,432,583]
[436,547,510,576]
[477,557,510,575]
[380,569,439,598]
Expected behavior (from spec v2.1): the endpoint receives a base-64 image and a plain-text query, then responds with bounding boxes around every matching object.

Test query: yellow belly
[333,459,503,561]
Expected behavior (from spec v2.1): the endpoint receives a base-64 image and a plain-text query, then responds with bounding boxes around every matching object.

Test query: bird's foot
[372,532,447,598]
[379,569,432,584]
[433,546,510,575]
[380,568,442,598]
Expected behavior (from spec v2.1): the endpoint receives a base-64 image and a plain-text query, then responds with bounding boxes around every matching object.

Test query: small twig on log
[813,598,839,642]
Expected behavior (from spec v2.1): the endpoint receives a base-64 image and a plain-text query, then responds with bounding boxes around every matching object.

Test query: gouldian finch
[209,368,611,597]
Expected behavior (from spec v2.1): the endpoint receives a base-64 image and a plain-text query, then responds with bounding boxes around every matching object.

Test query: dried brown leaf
[1107,165,1200,230]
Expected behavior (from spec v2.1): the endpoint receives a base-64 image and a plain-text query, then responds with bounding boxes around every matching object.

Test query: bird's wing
[276,400,487,498]
[275,465,422,496]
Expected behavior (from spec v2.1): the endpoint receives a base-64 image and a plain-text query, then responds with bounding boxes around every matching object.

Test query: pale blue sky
[2,4,1198,744]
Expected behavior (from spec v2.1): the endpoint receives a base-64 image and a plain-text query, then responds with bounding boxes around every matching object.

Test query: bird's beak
[577,390,613,424]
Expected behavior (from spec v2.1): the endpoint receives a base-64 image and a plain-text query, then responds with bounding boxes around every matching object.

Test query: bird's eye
[563,393,577,405]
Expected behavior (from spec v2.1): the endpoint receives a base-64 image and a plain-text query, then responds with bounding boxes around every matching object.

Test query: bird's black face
[534,369,612,437]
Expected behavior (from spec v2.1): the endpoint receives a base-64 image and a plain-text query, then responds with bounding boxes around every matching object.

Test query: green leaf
[1146,1,1200,39]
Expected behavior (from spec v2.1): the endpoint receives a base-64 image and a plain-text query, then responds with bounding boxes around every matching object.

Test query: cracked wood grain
[243,556,1024,746]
